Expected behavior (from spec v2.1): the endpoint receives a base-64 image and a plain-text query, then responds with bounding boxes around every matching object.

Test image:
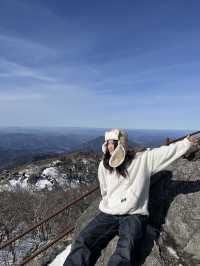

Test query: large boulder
[72,151,200,265]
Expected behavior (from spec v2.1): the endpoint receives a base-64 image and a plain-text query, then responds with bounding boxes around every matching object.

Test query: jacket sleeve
[98,161,107,198]
[147,136,193,175]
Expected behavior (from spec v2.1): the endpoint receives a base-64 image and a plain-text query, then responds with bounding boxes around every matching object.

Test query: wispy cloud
[0,91,45,102]
[0,33,56,63]
[0,0,200,129]
[0,57,56,82]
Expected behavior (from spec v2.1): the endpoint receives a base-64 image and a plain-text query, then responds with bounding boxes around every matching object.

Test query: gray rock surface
[72,151,200,266]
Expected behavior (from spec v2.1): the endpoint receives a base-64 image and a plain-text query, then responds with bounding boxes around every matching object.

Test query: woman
[64,128,198,266]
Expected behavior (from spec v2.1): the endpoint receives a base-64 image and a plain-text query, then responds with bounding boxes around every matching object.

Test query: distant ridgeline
[0,128,190,170]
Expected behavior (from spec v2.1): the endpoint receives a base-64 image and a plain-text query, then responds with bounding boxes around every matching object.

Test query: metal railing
[0,186,99,250]
[165,130,200,145]
[18,226,75,266]
[0,186,99,266]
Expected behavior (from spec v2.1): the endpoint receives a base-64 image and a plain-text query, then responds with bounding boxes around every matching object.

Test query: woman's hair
[103,140,136,177]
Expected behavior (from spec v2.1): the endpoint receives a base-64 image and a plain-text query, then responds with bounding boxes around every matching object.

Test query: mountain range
[0,127,192,170]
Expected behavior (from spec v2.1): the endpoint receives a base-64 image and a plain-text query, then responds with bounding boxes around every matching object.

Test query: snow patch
[166,246,179,259]
[18,167,38,177]
[35,179,53,190]
[82,159,88,164]
[69,180,79,188]
[9,177,28,189]
[48,244,71,266]
[51,160,61,166]
[42,167,59,178]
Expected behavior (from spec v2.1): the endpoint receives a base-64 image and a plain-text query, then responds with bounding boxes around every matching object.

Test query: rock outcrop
[72,150,200,266]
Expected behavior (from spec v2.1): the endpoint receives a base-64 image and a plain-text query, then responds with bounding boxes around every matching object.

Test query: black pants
[63,211,148,266]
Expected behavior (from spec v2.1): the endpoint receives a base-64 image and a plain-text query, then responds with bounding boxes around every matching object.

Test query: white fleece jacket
[98,137,193,216]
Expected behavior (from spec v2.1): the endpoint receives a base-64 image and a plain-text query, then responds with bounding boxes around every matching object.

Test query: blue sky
[0,0,200,130]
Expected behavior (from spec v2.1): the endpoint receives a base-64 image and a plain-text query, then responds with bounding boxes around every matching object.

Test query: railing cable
[0,185,99,249]
[166,130,200,145]
[17,226,74,266]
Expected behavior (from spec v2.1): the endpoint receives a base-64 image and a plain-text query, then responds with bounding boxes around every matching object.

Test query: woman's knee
[119,214,148,241]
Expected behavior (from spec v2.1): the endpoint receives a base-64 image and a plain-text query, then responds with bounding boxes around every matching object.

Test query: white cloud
[0,57,56,82]
[0,91,45,102]
[0,33,56,58]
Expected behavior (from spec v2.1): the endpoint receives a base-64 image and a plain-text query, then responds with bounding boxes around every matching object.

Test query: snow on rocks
[35,179,53,190]
[48,245,71,266]
[9,177,28,189]
[51,160,61,166]
[0,152,98,192]
[42,167,59,179]
[82,159,88,164]
[166,246,179,259]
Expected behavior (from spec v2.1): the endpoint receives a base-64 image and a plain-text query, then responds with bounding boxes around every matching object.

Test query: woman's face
[107,139,116,155]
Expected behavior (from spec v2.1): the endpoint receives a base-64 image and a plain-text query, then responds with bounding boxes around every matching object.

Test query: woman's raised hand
[187,135,199,145]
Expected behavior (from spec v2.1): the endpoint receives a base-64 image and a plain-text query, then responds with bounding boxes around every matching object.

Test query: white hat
[102,128,128,168]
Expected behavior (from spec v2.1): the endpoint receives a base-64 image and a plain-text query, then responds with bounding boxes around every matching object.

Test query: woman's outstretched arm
[146,135,198,175]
